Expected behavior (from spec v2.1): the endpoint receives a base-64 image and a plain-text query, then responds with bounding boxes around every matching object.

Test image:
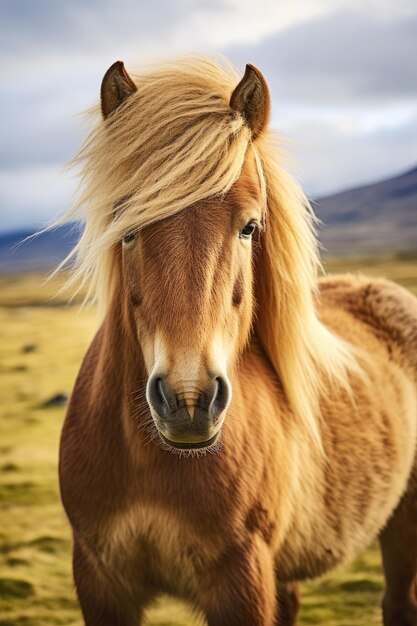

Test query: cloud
[0,0,346,60]
[285,110,417,196]
[224,7,417,194]
[1,0,417,231]
[0,166,75,231]
[1,0,185,59]
[0,64,97,170]
[226,9,417,104]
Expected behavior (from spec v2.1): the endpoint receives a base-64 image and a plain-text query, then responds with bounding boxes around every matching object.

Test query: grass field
[1,254,417,626]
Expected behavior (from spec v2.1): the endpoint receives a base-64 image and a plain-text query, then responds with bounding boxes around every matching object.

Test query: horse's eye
[239,221,257,240]
[123,232,136,246]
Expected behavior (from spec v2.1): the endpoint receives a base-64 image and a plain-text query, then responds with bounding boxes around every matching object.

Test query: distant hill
[0,165,416,272]
[315,166,417,255]
[0,224,79,273]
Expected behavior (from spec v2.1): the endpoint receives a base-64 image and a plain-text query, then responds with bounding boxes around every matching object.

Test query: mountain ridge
[316,165,417,254]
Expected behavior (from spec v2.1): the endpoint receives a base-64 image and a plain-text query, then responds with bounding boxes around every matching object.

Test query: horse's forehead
[142,199,233,253]
[141,157,262,250]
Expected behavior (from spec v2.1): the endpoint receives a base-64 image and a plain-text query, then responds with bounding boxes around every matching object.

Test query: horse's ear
[101,61,137,119]
[230,64,270,139]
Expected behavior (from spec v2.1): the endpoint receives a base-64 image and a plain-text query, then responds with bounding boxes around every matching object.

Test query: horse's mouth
[159,431,220,451]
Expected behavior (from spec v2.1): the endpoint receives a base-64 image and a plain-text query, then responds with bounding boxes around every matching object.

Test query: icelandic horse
[58,56,417,625]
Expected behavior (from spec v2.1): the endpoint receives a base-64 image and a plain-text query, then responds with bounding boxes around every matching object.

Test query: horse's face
[100,59,270,450]
[122,155,262,450]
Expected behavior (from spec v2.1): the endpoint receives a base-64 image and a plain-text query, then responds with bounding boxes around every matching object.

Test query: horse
[58,56,417,626]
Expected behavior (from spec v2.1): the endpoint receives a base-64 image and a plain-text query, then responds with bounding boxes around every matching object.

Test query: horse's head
[100,61,270,451]
[67,56,341,455]
[122,157,264,451]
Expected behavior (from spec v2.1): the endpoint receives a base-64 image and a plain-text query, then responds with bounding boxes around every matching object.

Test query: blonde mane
[58,55,357,446]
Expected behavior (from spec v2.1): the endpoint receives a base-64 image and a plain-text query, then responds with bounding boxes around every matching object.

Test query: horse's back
[318,272,417,480]
[316,275,417,622]
[319,272,417,523]
[318,273,417,378]
[275,273,417,581]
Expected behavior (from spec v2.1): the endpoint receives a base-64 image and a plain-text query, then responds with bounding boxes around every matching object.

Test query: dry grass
[1,253,416,625]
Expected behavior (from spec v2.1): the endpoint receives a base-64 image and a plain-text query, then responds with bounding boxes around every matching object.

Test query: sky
[1,0,417,233]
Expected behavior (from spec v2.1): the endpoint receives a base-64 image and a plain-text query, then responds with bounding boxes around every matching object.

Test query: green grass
[1,254,416,625]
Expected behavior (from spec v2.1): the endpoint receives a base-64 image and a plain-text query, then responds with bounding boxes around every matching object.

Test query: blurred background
[1,1,416,625]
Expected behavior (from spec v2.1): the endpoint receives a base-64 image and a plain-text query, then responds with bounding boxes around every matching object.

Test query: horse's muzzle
[146,374,229,449]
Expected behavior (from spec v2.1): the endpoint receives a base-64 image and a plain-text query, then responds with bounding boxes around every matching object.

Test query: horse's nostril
[156,378,167,405]
[210,376,230,418]
[148,375,171,418]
